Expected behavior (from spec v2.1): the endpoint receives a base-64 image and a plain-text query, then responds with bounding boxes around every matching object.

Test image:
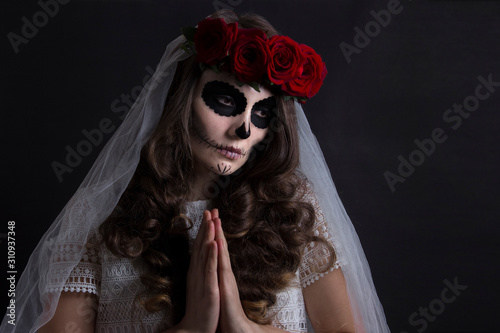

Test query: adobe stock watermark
[339,0,406,64]
[7,0,71,54]
[51,65,168,183]
[400,277,467,333]
[384,73,499,192]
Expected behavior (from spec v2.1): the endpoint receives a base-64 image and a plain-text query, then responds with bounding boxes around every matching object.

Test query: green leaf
[181,26,197,42]
[211,65,222,74]
[233,80,261,92]
[180,42,195,55]
[283,95,307,103]
[248,82,261,92]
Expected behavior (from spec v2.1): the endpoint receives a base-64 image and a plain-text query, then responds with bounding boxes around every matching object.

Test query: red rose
[267,35,305,85]
[194,18,238,66]
[229,28,270,83]
[282,44,327,99]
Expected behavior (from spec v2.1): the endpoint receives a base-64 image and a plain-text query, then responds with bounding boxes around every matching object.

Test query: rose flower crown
[181,17,327,104]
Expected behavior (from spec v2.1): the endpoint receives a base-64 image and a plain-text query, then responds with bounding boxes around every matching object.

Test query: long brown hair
[99,9,336,325]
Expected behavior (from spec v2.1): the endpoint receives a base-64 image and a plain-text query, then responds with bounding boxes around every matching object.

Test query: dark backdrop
[2,1,499,332]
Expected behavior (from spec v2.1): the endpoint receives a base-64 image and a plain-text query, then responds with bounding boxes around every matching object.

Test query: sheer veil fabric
[1,35,390,332]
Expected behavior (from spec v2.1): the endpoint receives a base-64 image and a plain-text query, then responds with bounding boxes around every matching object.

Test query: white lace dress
[49,193,340,333]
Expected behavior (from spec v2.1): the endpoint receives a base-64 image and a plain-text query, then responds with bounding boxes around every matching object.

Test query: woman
[1,10,389,333]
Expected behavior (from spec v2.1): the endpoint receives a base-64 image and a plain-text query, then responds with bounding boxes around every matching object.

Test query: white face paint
[190,70,276,178]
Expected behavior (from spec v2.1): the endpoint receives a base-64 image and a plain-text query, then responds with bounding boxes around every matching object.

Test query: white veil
[1,33,390,332]
[296,107,389,332]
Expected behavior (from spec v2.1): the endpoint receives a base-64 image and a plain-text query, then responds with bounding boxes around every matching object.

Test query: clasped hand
[173,209,258,333]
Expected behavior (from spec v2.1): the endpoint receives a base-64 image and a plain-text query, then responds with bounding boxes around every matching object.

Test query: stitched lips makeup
[197,133,246,160]
[218,145,243,159]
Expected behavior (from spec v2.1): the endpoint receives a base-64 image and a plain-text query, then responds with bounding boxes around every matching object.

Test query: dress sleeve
[45,232,102,296]
[298,185,340,288]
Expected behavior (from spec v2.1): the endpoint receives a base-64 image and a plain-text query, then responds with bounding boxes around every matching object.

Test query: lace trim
[45,231,102,295]
[301,259,340,288]
[57,285,99,295]
[46,261,101,295]
[298,184,341,288]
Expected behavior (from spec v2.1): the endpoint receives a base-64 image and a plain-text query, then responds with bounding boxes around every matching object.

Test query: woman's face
[190,70,276,178]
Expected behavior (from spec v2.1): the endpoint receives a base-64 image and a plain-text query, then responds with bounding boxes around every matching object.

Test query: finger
[204,217,215,249]
[205,240,219,290]
[205,209,212,221]
[214,218,231,274]
[197,220,214,268]
[217,236,241,318]
[216,237,232,275]
[213,217,223,240]
[193,210,211,255]
[213,218,227,251]
[216,235,246,324]
[211,208,219,219]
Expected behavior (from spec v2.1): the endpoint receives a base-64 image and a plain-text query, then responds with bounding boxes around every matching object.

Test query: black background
[2,0,500,332]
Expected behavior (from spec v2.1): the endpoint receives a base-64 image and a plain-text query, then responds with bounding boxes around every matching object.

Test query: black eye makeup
[251,96,276,129]
[201,80,276,130]
[202,81,247,117]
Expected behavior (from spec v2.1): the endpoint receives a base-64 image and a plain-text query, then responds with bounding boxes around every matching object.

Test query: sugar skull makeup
[201,81,247,117]
[190,71,275,179]
[201,80,276,130]
[251,96,275,129]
